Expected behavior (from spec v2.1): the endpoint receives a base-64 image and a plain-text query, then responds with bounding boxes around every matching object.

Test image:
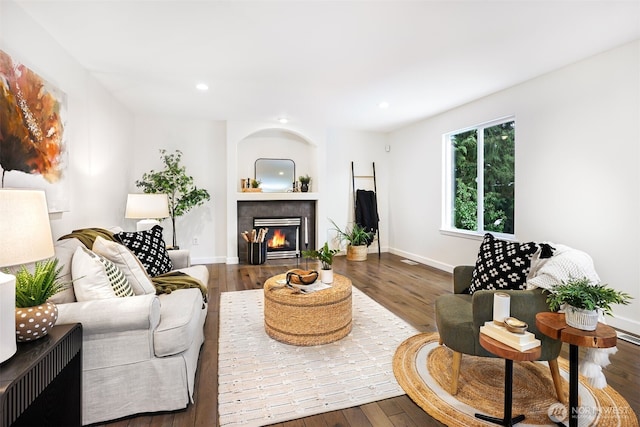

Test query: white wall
[388,41,640,334]
[325,129,389,254]
[1,0,134,239]
[131,116,227,264]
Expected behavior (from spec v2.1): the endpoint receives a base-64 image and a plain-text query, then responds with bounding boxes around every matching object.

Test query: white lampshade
[125,194,170,232]
[0,189,55,364]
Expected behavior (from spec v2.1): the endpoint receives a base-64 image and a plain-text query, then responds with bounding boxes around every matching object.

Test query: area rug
[393,333,638,426]
[218,287,419,427]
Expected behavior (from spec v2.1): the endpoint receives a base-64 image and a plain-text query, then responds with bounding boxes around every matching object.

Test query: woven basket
[346,245,367,261]
[565,306,599,331]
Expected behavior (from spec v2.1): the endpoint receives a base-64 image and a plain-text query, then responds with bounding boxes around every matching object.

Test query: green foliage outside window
[451,120,515,235]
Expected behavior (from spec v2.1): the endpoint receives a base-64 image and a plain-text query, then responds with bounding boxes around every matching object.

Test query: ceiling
[13,1,640,132]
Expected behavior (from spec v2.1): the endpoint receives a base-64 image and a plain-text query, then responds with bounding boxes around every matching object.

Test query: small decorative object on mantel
[299,174,311,192]
[242,179,262,192]
[13,258,68,342]
[546,277,632,331]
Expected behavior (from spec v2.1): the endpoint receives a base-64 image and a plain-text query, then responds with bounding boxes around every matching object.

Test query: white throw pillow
[92,236,156,295]
[72,246,134,301]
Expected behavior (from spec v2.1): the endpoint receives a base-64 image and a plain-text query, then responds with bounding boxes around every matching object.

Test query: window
[443,117,515,237]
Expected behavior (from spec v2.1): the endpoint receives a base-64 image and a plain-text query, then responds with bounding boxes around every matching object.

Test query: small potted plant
[330,219,374,261]
[12,258,67,342]
[546,277,632,331]
[302,242,338,283]
[299,175,311,192]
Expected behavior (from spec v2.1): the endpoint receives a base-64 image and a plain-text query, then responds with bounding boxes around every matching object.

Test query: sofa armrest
[56,294,160,335]
[168,249,191,269]
[453,265,474,294]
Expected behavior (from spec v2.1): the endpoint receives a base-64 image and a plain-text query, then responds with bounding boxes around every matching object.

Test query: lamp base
[136,219,160,232]
[0,271,17,363]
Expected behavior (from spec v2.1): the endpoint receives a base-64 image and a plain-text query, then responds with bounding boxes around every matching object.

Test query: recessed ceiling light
[378,101,389,109]
[278,117,289,124]
[196,83,209,91]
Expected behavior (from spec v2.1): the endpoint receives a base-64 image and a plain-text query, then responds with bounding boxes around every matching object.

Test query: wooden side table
[0,323,82,427]
[476,333,542,427]
[536,312,616,427]
[264,273,352,345]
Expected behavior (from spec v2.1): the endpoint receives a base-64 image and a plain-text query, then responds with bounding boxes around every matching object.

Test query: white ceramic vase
[320,269,333,284]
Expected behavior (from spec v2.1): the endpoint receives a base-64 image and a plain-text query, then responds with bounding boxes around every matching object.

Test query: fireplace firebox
[253,217,301,259]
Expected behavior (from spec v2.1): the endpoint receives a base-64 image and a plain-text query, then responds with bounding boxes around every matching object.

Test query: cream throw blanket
[526,243,616,389]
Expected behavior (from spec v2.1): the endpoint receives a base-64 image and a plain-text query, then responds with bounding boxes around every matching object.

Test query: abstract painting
[0,49,69,212]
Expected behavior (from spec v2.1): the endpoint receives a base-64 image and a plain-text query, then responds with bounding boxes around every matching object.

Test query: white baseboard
[192,256,227,265]
[388,247,453,273]
[607,315,640,337]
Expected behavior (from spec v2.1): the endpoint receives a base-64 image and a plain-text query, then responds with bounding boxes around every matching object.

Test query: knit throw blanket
[526,243,615,389]
[59,228,207,301]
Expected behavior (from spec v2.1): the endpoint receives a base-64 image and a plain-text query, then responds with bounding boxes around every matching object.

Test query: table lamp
[125,193,170,232]
[0,189,55,363]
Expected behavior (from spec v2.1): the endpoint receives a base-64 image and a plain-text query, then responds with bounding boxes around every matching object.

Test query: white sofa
[50,231,209,425]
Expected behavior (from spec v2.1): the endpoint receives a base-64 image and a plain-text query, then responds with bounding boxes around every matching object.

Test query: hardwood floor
[99,253,639,427]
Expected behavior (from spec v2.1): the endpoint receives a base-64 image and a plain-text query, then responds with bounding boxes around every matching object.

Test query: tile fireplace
[237,200,315,264]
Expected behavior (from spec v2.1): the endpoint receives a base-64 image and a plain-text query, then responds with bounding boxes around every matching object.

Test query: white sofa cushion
[49,238,84,303]
[72,246,135,301]
[154,288,205,357]
[93,236,156,295]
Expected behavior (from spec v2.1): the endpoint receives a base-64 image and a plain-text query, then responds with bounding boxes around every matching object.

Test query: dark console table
[0,323,82,427]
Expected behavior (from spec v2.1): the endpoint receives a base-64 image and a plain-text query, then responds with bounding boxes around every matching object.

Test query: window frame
[441,115,516,240]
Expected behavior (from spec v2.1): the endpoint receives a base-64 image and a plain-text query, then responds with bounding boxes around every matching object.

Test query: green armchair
[435,265,565,403]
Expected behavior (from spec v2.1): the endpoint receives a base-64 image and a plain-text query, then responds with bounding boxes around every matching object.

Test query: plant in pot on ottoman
[547,277,632,331]
[302,242,338,284]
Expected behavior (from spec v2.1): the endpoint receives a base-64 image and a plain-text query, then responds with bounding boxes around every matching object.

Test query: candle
[493,292,511,326]
[304,217,309,245]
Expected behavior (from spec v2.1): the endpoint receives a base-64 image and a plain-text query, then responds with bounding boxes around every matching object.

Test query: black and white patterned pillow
[115,225,172,277]
[469,233,538,294]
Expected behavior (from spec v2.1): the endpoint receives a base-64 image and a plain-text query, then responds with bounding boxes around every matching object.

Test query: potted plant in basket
[302,242,338,284]
[12,258,67,342]
[546,277,632,331]
[330,219,374,262]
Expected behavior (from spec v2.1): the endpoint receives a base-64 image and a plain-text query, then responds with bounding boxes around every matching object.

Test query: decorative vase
[565,305,599,331]
[301,182,309,192]
[319,268,333,284]
[15,302,58,342]
[346,244,368,261]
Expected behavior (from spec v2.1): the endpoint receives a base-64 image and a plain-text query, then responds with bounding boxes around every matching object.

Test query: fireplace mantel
[236,192,319,201]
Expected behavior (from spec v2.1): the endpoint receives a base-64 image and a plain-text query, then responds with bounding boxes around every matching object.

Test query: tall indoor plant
[330,219,373,261]
[546,277,632,330]
[136,149,210,248]
[302,242,338,283]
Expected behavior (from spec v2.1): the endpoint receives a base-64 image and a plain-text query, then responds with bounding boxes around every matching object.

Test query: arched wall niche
[237,127,317,189]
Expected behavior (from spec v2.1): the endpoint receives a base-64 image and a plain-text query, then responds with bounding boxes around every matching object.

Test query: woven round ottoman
[263,273,352,346]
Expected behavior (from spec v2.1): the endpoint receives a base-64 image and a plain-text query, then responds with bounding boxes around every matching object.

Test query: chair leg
[548,358,566,404]
[451,351,462,395]
[439,336,443,345]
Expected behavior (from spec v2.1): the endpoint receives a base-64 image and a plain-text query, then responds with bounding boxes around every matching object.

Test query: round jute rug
[393,333,638,427]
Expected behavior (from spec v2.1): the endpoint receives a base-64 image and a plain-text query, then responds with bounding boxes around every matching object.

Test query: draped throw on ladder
[355,189,378,246]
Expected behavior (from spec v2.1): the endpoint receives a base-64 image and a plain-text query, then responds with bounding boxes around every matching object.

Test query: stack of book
[480,321,541,351]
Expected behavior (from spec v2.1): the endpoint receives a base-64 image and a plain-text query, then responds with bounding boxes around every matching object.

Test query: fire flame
[268,230,287,248]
